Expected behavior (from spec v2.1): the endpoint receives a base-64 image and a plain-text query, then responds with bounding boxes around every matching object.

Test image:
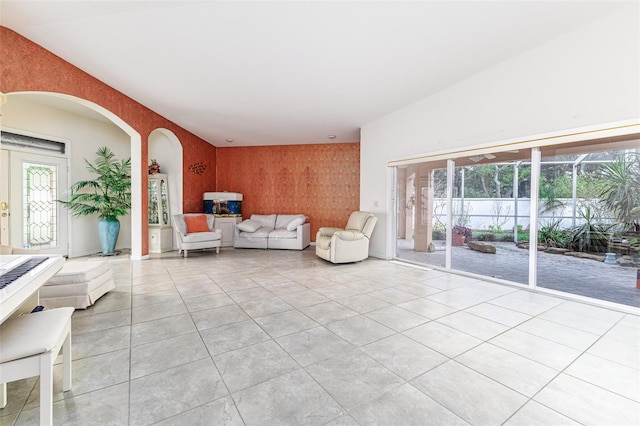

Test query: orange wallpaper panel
[216,143,360,240]
[0,27,216,253]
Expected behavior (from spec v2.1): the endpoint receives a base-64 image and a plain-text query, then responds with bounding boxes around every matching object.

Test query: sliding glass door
[392,135,640,309]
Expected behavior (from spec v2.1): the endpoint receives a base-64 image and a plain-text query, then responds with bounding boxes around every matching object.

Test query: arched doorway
[1,91,143,259]
[149,128,183,249]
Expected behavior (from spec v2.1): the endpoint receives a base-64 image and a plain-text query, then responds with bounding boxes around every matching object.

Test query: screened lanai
[394,130,640,309]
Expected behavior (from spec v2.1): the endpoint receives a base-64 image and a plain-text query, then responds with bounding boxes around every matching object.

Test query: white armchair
[315,211,377,263]
[172,214,222,258]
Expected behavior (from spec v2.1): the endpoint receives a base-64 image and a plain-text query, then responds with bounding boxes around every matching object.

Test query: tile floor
[1,247,639,425]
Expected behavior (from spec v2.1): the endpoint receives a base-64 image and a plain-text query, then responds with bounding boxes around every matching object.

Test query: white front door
[1,149,69,255]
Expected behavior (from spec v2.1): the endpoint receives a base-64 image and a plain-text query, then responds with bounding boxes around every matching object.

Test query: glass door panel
[536,148,639,307]
[450,156,531,284]
[7,150,68,254]
[395,163,447,269]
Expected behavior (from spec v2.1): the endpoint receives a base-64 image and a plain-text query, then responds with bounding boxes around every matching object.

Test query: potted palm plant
[58,147,131,255]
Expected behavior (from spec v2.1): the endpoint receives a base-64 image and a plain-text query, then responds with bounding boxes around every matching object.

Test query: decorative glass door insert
[22,161,58,248]
[148,173,170,226]
[148,178,159,224]
[5,149,68,254]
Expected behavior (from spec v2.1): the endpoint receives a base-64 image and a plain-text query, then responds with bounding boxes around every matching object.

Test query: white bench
[40,261,115,309]
[0,308,74,426]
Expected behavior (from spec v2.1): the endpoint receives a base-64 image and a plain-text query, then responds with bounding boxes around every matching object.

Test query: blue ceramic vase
[98,217,120,255]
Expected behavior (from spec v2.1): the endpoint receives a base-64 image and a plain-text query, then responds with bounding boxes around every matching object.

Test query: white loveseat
[234,214,310,250]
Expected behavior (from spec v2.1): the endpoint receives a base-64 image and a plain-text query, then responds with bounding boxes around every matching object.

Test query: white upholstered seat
[0,307,74,426]
[315,211,377,263]
[172,214,222,257]
[40,261,115,309]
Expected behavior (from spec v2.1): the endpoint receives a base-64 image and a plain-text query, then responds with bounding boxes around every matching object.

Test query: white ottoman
[40,261,115,309]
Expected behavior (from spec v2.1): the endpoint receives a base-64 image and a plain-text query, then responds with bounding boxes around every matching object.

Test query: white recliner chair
[172,214,222,257]
[315,211,377,263]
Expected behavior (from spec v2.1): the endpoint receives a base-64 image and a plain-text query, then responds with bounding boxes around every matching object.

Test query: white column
[446,159,454,270]
[528,148,541,289]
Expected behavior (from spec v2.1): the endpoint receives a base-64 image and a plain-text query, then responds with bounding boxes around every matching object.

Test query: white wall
[361,5,640,259]
[2,96,131,257]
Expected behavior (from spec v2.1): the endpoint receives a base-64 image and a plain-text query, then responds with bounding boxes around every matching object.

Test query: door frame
[1,128,70,255]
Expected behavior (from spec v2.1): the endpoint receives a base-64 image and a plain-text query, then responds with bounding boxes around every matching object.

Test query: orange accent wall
[216,143,360,240]
[0,27,216,254]
[1,27,362,248]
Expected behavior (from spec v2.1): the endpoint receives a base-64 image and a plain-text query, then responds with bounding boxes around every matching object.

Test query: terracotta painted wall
[0,27,216,254]
[216,143,360,240]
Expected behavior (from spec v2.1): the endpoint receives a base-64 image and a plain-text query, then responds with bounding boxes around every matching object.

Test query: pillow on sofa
[250,214,277,229]
[185,215,210,233]
[286,215,307,231]
[238,219,262,233]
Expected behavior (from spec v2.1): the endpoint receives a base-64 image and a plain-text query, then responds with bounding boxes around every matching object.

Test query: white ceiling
[0,1,628,147]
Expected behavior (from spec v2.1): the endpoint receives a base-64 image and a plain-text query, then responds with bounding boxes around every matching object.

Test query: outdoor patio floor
[397,240,640,308]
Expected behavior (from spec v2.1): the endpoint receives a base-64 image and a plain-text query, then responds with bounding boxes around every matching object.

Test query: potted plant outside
[452,225,472,246]
[57,147,131,255]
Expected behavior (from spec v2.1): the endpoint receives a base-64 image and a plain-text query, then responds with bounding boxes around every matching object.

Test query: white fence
[431,198,615,231]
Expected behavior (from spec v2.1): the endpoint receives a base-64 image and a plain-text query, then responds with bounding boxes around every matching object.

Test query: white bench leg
[63,332,72,392]
[0,383,6,408]
[40,353,53,426]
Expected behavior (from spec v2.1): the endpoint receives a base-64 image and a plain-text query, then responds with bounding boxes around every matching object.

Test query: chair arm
[333,230,365,241]
[317,227,343,237]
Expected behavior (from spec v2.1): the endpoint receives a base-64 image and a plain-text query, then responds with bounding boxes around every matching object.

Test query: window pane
[450,155,531,285]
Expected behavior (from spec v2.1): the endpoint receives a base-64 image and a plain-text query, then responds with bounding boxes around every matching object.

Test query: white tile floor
[1,247,639,425]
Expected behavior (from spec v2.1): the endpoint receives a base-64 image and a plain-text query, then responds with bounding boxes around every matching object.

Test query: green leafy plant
[568,207,614,253]
[539,174,568,214]
[57,147,131,219]
[598,153,640,232]
[476,232,496,242]
[432,223,446,240]
[539,220,570,248]
[487,224,503,233]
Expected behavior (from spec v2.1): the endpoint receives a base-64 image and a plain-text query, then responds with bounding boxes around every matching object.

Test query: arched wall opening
[149,128,183,249]
[1,91,143,259]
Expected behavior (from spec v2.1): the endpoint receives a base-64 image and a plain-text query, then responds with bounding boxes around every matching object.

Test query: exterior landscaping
[398,149,640,308]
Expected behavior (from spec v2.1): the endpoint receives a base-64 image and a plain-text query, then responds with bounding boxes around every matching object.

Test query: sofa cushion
[287,216,306,231]
[317,227,341,237]
[251,214,277,229]
[346,212,371,232]
[315,235,331,250]
[278,214,306,231]
[269,229,297,239]
[237,219,262,233]
[182,231,221,243]
[274,214,303,230]
[185,215,210,233]
[334,230,364,241]
[238,227,271,238]
[46,261,110,285]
